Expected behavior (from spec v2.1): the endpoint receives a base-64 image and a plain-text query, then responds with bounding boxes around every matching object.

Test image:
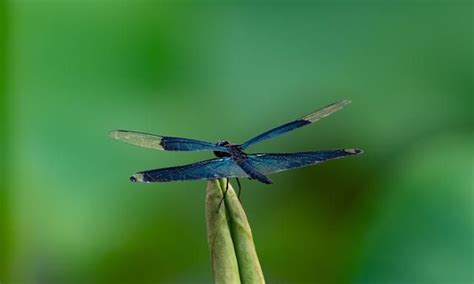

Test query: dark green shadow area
[0,0,8,279]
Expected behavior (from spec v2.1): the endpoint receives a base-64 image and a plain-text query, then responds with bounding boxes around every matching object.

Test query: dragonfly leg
[217,178,230,212]
[235,178,242,200]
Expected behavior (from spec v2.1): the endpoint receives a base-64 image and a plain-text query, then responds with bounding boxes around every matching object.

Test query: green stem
[206,179,265,284]
[206,179,240,283]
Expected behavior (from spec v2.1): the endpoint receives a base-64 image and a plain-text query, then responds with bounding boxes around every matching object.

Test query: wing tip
[109,130,165,150]
[328,99,352,109]
[344,148,363,155]
[130,173,146,183]
[303,99,353,122]
[109,129,131,140]
[109,130,120,139]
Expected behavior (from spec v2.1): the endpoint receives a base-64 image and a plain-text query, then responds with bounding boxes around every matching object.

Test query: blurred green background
[1,1,472,283]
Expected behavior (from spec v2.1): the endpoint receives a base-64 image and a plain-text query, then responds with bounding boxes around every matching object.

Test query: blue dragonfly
[110,100,363,193]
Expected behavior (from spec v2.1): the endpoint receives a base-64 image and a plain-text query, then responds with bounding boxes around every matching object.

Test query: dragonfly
[110,100,363,194]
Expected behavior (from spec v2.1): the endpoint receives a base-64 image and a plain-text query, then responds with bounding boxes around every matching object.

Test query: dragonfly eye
[130,176,137,182]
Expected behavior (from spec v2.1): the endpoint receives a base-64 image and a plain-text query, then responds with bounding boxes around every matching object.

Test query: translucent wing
[130,157,248,183]
[247,149,363,175]
[241,100,351,149]
[110,130,229,152]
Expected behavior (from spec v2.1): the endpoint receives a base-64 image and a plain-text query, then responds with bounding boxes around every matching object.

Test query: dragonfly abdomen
[237,159,273,184]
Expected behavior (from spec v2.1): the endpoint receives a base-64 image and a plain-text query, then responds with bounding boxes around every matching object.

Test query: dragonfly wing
[130,157,248,182]
[110,130,229,152]
[241,100,351,149]
[246,149,363,175]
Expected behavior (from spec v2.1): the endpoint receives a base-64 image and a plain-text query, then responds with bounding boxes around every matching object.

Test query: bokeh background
[1,1,472,283]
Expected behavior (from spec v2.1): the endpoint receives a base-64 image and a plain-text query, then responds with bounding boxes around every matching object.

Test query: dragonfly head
[216,140,231,147]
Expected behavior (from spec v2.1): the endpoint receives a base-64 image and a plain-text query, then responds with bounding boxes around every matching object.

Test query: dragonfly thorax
[214,140,245,158]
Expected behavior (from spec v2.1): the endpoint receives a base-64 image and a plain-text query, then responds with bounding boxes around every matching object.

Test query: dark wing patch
[131,157,248,182]
[247,149,363,175]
